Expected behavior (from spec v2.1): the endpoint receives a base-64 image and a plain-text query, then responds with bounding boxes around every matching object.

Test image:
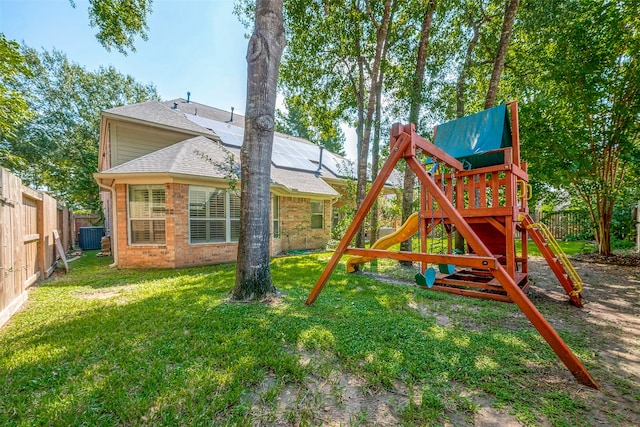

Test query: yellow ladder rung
[527,222,583,295]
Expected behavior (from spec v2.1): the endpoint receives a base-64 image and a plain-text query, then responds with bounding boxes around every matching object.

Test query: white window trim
[127,184,166,246]
[311,199,324,230]
[272,195,280,239]
[188,186,240,245]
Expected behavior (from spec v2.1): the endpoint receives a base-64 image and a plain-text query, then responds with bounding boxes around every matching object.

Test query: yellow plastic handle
[517,180,532,201]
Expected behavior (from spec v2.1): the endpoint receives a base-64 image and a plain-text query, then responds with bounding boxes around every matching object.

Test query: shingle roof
[104,101,216,136]
[101,99,398,195]
[100,136,234,178]
[98,136,339,197]
[162,98,245,126]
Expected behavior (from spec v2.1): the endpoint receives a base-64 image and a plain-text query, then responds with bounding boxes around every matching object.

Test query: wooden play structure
[306,102,598,389]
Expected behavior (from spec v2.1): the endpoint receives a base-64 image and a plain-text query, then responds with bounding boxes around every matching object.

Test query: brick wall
[114,183,330,268]
[279,196,330,252]
[173,183,238,267]
[115,183,176,268]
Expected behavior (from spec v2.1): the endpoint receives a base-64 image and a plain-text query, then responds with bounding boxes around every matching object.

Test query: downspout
[96,180,118,268]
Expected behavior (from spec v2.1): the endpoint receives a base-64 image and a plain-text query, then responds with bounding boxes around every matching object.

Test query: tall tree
[275,95,346,156]
[353,0,393,247]
[484,0,519,109]
[1,48,159,212]
[515,0,640,255]
[399,0,437,262]
[0,35,32,141]
[69,0,153,54]
[231,0,286,300]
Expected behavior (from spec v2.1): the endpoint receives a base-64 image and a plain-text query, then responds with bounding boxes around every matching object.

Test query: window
[128,185,166,244]
[311,200,324,229]
[272,196,280,238]
[189,186,240,244]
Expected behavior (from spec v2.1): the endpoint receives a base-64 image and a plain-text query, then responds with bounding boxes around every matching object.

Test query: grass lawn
[0,250,603,426]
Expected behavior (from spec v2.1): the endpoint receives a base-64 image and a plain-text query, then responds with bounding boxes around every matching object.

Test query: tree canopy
[0,47,159,212]
[70,0,153,55]
[512,0,640,254]
[0,34,32,141]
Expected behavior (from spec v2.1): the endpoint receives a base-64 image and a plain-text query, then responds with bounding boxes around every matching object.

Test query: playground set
[305,102,599,389]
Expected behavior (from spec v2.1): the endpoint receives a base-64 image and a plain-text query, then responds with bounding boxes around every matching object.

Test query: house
[94,98,378,268]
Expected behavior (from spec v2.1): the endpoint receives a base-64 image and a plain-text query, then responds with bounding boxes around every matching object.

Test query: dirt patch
[573,252,640,267]
[526,257,640,426]
[248,256,639,426]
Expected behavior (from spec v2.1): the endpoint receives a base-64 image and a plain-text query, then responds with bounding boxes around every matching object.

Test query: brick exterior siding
[278,196,330,252]
[114,183,331,268]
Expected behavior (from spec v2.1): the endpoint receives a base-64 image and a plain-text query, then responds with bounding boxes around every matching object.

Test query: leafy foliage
[70,0,153,55]
[513,0,640,254]
[1,47,159,212]
[0,35,33,140]
[275,95,346,156]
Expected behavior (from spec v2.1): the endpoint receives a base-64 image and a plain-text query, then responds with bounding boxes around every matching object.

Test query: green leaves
[512,0,640,254]
[1,46,159,212]
[0,35,33,140]
[79,0,153,55]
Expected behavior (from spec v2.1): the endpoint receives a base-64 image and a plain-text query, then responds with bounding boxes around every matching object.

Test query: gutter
[95,179,118,268]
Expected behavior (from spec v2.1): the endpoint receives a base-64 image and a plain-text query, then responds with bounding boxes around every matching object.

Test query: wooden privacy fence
[0,167,72,328]
[535,210,593,240]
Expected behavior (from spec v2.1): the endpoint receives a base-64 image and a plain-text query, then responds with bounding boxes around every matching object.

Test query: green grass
[0,248,606,425]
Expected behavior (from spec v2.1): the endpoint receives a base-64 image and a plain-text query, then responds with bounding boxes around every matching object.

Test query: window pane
[230,219,240,241]
[311,215,323,229]
[272,196,280,238]
[151,220,166,243]
[229,193,241,218]
[311,200,324,214]
[131,220,151,243]
[151,191,166,217]
[190,220,207,242]
[208,220,225,242]
[208,190,225,217]
[131,219,166,244]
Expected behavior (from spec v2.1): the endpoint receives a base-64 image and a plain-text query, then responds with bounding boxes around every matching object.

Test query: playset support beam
[306,121,599,389]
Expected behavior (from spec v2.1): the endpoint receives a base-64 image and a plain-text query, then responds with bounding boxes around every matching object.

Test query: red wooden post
[305,126,411,305]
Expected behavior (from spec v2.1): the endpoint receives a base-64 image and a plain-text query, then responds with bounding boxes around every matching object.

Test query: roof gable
[103,101,215,136]
[98,136,339,196]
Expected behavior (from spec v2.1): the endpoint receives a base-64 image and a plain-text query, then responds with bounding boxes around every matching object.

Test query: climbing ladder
[520,214,584,307]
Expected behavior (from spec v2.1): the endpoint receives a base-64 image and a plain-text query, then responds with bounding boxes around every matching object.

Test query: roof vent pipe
[225,107,235,123]
[187,91,191,103]
[315,144,325,177]
[172,102,178,109]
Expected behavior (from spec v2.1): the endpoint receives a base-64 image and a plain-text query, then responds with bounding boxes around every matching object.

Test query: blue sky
[0,0,250,113]
[0,0,359,159]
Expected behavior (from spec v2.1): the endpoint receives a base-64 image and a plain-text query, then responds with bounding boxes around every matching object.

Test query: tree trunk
[354,41,367,249]
[485,0,519,109]
[370,81,383,245]
[453,23,479,253]
[355,0,392,248]
[231,0,285,301]
[400,1,435,265]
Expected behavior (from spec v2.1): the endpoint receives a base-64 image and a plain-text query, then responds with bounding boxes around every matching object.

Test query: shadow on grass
[1,253,632,425]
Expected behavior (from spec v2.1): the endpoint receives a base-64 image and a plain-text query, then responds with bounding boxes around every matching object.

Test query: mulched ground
[572,252,640,267]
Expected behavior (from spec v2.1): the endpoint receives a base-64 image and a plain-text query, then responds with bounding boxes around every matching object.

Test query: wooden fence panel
[23,193,40,287]
[1,168,26,327]
[1,167,73,328]
[537,210,593,240]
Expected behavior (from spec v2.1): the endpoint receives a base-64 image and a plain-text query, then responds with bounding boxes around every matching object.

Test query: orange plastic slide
[346,212,419,272]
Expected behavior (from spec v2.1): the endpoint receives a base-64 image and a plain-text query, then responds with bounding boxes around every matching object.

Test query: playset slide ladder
[520,214,584,307]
